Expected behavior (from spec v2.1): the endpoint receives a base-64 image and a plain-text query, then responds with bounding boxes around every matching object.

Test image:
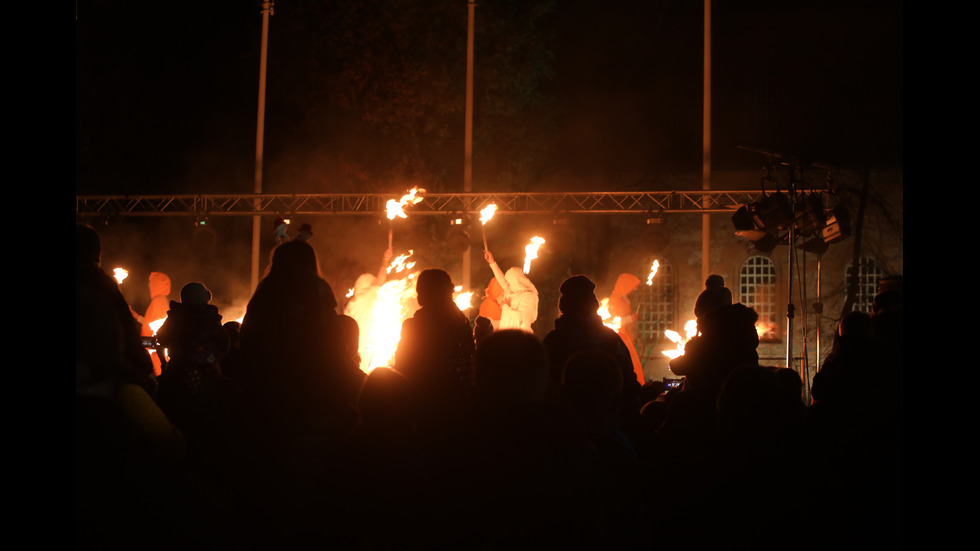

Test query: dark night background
[75,0,903,195]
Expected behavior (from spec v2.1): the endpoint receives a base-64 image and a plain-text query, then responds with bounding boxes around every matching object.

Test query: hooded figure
[478,277,504,329]
[141,272,171,375]
[484,250,539,333]
[608,273,644,385]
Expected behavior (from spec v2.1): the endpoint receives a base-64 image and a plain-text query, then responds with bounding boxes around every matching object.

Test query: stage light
[821,205,850,244]
[794,193,827,237]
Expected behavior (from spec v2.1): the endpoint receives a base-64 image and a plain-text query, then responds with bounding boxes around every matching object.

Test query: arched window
[846,256,884,313]
[636,257,675,345]
[739,255,779,341]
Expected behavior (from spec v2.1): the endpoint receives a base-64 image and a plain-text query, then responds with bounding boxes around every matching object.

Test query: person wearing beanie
[156,282,228,367]
[156,282,236,442]
[179,282,212,305]
[694,274,733,324]
[543,275,640,413]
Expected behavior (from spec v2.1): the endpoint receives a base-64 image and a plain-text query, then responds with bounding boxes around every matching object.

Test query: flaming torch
[454,286,475,312]
[523,236,545,274]
[662,319,699,359]
[646,260,660,286]
[386,187,426,248]
[479,203,497,250]
[598,298,622,332]
[112,267,129,285]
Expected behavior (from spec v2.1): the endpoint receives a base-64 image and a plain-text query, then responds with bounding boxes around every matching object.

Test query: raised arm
[484,250,510,295]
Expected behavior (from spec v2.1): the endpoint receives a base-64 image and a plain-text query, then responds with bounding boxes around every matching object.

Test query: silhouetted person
[543,275,640,414]
[394,268,475,427]
[660,303,760,467]
[240,240,362,435]
[473,315,494,345]
[76,224,156,395]
[76,224,186,547]
[694,274,733,329]
[155,282,237,446]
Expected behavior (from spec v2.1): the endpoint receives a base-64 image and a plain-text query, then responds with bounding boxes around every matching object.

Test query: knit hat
[558,275,600,315]
[694,274,732,320]
[180,282,212,305]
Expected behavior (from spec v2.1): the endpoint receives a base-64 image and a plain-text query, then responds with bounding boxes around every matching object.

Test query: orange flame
[148,317,167,335]
[479,204,498,225]
[755,321,776,338]
[113,267,129,285]
[362,272,419,373]
[598,298,622,332]
[454,286,475,311]
[662,319,698,359]
[386,187,425,220]
[523,236,546,274]
[646,260,660,286]
[386,250,417,274]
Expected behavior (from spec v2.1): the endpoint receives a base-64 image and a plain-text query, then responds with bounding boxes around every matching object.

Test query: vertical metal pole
[810,254,821,402]
[701,0,711,284]
[251,1,274,294]
[785,183,796,369]
[462,1,476,291]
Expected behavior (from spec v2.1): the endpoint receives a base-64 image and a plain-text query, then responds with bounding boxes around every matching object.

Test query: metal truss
[76,190,771,218]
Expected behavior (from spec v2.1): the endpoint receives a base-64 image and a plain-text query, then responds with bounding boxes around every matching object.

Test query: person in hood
[477,276,504,331]
[483,250,539,334]
[138,271,171,376]
[344,247,394,372]
[608,272,645,385]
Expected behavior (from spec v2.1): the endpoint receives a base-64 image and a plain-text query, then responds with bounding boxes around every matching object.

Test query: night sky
[75,0,903,196]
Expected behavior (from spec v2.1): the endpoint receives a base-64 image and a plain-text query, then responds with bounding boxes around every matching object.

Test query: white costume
[489,263,539,333]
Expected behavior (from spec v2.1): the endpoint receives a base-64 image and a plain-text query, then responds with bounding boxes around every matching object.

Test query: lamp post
[462,0,476,290]
[251,1,274,293]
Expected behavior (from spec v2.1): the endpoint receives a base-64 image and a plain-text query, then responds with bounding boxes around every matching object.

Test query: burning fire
[454,286,475,311]
[646,260,660,286]
[598,298,622,332]
[113,267,129,285]
[522,236,546,274]
[386,251,417,274]
[661,318,776,359]
[386,187,425,220]
[479,204,498,225]
[358,250,421,374]
[662,319,698,359]
[148,317,167,335]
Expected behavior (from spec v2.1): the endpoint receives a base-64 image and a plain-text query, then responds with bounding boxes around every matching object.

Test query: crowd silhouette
[76,224,903,549]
